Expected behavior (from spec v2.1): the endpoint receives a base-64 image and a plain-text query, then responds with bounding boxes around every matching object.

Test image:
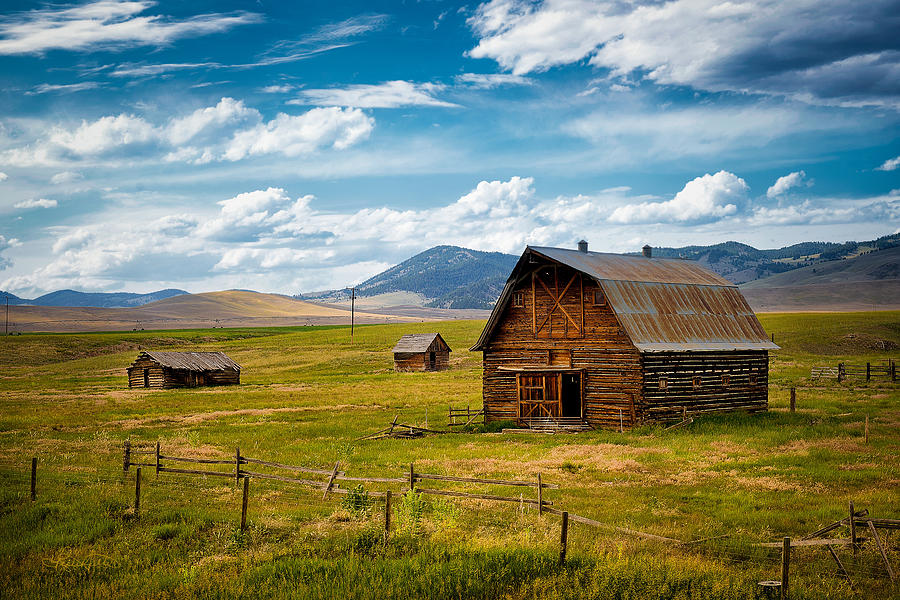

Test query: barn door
[516,373,561,420]
[143,369,149,387]
[429,352,436,369]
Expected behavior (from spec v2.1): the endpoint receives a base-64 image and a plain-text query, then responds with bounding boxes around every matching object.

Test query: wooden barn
[127,351,241,388]
[392,333,451,372]
[470,243,779,429]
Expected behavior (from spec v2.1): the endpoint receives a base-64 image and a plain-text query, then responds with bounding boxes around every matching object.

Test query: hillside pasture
[0,313,898,599]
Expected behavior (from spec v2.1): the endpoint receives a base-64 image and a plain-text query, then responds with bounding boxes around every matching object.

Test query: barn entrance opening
[143,369,149,387]
[428,352,436,369]
[561,372,581,417]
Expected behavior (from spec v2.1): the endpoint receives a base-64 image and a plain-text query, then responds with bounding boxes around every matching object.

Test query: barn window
[513,291,524,307]
[749,374,758,385]
[658,377,668,390]
[592,288,606,305]
[692,376,702,390]
[519,374,546,402]
[721,374,730,387]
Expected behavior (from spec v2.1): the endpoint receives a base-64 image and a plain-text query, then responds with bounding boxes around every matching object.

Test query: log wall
[640,351,769,418]
[394,351,450,372]
[126,356,240,388]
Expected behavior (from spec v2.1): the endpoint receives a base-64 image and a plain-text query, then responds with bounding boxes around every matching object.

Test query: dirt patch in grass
[107,405,365,429]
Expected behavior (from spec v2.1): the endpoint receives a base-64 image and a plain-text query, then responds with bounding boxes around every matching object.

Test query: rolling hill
[2,288,188,307]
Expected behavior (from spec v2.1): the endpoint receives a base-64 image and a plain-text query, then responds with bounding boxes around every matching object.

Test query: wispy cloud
[0,1,261,55]
[26,82,102,95]
[289,80,459,108]
[877,155,900,171]
[14,198,57,209]
[455,73,532,88]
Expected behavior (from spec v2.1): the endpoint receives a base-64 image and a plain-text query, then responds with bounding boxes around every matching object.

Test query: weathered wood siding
[394,350,450,372]
[482,264,643,427]
[640,351,769,418]
[127,356,166,388]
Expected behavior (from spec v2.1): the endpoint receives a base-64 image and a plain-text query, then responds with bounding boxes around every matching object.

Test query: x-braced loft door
[530,266,584,339]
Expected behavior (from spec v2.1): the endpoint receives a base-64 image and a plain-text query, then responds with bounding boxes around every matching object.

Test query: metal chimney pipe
[642,245,652,258]
[577,240,588,253]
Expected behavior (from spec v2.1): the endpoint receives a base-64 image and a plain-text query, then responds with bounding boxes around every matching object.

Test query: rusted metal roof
[471,246,778,352]
[139,351,241,371]
[392,333,451,354]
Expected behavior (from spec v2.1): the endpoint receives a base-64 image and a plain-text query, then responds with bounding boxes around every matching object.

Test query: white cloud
[767,171,810,198]
[14,198,58,209]
[26,82,102,95]
[0,172,7,182]
[455,73,532,88]
[609,171,748,224]
[0,1,261,55]
[748,196,900,226]
[50,171,84,184]
[261,84,295,94]
[0,99,373,167]
[290,81,459,108]
[223,107,374,160]
[877,155,900,171]
[0,235,20,270]
[467,0,900,107]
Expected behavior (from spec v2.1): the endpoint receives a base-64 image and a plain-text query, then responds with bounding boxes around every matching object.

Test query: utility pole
[350,287,356,342]
[5,293,8,336]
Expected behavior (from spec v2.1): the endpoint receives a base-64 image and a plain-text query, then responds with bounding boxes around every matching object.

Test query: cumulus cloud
[289,81,459,108]
[877,155,900,171]
[609,171,748,224]
[0,235,19,270]
[50,171,84,184]
[0,172,7,182]
[14,198,58,209]
[0,99,374,167]
[0,1,261,55]
[467,0,900,107]
[767,171,811,198]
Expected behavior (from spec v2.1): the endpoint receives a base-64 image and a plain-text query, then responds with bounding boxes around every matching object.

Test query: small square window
[749,374,758,385]
[658,377,668,390]
[513,291,524,307]
[592,288,606,305]
[721,374,730,387]
[692,376,702,390]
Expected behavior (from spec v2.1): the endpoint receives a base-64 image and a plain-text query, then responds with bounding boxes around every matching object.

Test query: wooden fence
[448,404,484,427]
[811,360,896,382]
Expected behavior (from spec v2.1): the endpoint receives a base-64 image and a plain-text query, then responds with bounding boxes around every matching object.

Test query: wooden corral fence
[448,404,484,427]
[811,360,897,382]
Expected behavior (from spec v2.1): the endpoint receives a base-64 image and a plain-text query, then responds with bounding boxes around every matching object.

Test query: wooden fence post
[619,409,623,433]
[240,476,249,531]
[781,537,790,600]
[771,332,775,343]
[838,363,845,383]
[559,511,569,565]
[134,467,141,519]
[30,457,37,501]
[790,388,796,413]
[235,447,241,484]
[866,363,871,382]
[155,441,160,478]
[123,440,131,473]
[409,463,415,492]
[868,521,896,582]
[384,490,391,540]
[537,472,543,516]
[891,360,896,382]
[849,501,857,554]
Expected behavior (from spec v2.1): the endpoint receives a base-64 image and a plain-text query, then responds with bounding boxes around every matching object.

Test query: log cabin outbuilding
[470,242,779,429]
[392,333,451,371]
[127,351,241,388]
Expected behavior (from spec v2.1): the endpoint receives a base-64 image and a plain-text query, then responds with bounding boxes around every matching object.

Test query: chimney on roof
[577,239,588,253]
[642,244,652,258]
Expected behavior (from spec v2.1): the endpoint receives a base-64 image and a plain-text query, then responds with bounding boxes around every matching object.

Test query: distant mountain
[644,233,900,284]
[8,288,189,308]
[740,245,900,311]
[306,246,519,309]
[1,291,26,305]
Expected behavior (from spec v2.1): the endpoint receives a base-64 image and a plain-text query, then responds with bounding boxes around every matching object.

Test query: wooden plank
[756,538,853,548]
[238,469,325,488]
[413,472,559,488]
[322,462,340,499]
[334,475,407,484]
[158,466,233,478]
[826,545,853,590]
[801,509,868,540]
[159,454,234,465]
[542,508,682,544]
[415,487,551,506]
[868,521,896,582]
[240,457,341,476]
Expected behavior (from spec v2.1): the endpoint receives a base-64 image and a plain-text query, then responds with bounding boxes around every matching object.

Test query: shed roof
[471,246,779,353]
[137,351,241,371]
[392,333,450,353]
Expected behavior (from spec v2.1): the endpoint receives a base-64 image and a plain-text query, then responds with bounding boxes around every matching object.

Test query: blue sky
[0,0,898,297]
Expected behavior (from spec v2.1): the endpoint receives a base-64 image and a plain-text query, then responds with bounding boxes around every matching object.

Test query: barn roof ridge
[471,246,779,352]
[138,351,241,371]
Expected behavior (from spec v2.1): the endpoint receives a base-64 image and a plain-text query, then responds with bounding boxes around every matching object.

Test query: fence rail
[810,360,897,382]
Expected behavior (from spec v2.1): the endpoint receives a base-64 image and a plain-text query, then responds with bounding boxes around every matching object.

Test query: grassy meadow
[1,313,899,599]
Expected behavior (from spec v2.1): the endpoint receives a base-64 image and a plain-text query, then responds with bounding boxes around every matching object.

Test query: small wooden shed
[392,333,451,372]
[127,351,241,388]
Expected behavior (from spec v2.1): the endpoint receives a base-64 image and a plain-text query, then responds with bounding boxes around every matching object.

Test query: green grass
[1,313,899,598]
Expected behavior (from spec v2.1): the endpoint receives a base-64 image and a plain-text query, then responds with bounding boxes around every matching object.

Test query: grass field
[1,313,898,599]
